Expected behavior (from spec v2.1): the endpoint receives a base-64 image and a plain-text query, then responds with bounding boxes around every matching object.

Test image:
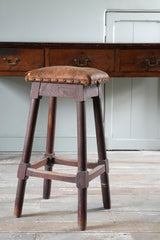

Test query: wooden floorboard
[0,151,160,239]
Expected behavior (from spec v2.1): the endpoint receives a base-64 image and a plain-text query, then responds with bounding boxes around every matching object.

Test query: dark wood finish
[54,157,97,169]
[0,47,44,73]
[14,82,111,230]
[43,97,57,199]
[14,96,40,217]
[45,47,50,67]
[39,83,100,102]
[14,180,26,217]
[77,101,87,230]
[49,48,115,72]
[1,42,160,77]
[30,158,48,169]
[120,49,160,73]
[39,83,84,101]
[22,98,40,164]
[93,88,111,209]
[17,162,29,180]
[83,85,99,100]
[30,156,97,169]
[14,64,111,230]
[30,82,41,99]
[89,165,105,182]
[26,168,76,183]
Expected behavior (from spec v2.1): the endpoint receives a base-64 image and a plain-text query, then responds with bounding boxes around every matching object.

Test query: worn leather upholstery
[25,66,109,86]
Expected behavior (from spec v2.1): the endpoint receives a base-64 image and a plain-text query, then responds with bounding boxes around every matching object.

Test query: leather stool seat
[25,66,109,86]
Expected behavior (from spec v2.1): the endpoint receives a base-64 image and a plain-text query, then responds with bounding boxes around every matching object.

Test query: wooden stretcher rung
[26,167,76,183]
[54,157,97,169]
[89,165,105,181]
[30,158,48,169]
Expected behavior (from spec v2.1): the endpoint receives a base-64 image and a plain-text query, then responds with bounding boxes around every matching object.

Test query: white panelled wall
[0,0,160,151]
[105,11,160,149]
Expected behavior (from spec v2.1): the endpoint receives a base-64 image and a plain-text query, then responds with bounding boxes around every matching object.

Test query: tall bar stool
[14,66,111,230]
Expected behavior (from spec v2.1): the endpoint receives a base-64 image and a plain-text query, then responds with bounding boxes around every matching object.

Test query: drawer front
[49,49,115,72]
[0,48,44,72]
[120,49,160,72]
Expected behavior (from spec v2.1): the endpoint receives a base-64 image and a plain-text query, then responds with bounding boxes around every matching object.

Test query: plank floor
[0,151,160,240]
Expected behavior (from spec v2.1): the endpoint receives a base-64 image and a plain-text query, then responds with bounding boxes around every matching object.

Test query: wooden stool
[14,66,111,230]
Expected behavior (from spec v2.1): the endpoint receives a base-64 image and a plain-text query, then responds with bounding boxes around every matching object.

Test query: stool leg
[93,96,111,209]
[43,97,57,199]
[77,101,87,230]
[14,98,40,217]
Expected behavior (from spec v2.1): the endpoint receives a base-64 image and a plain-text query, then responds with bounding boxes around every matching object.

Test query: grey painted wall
[1,0,160,42]
[0,0,160,151]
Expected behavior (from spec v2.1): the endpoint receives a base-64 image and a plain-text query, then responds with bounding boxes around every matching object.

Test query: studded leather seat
[15,65,111,231]
[25,66,109,86]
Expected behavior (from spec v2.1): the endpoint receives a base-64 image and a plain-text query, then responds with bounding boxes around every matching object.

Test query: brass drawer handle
[74,58,90,67]
[145,58,160,67]
[3,57,20,66]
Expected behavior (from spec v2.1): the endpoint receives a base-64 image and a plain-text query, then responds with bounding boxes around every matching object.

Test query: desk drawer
[0,48,44,72]
[49,49,115,72]
[120,49,160,72]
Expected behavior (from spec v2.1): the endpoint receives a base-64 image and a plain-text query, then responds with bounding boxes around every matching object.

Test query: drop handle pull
[74,58,90,67]
[3,57,20,66]
[145,58,160,67]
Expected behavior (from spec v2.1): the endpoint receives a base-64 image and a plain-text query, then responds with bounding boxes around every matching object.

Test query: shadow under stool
[14,66,111,230]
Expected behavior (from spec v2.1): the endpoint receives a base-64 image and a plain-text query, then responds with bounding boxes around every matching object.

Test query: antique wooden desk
[0,42,160,77]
